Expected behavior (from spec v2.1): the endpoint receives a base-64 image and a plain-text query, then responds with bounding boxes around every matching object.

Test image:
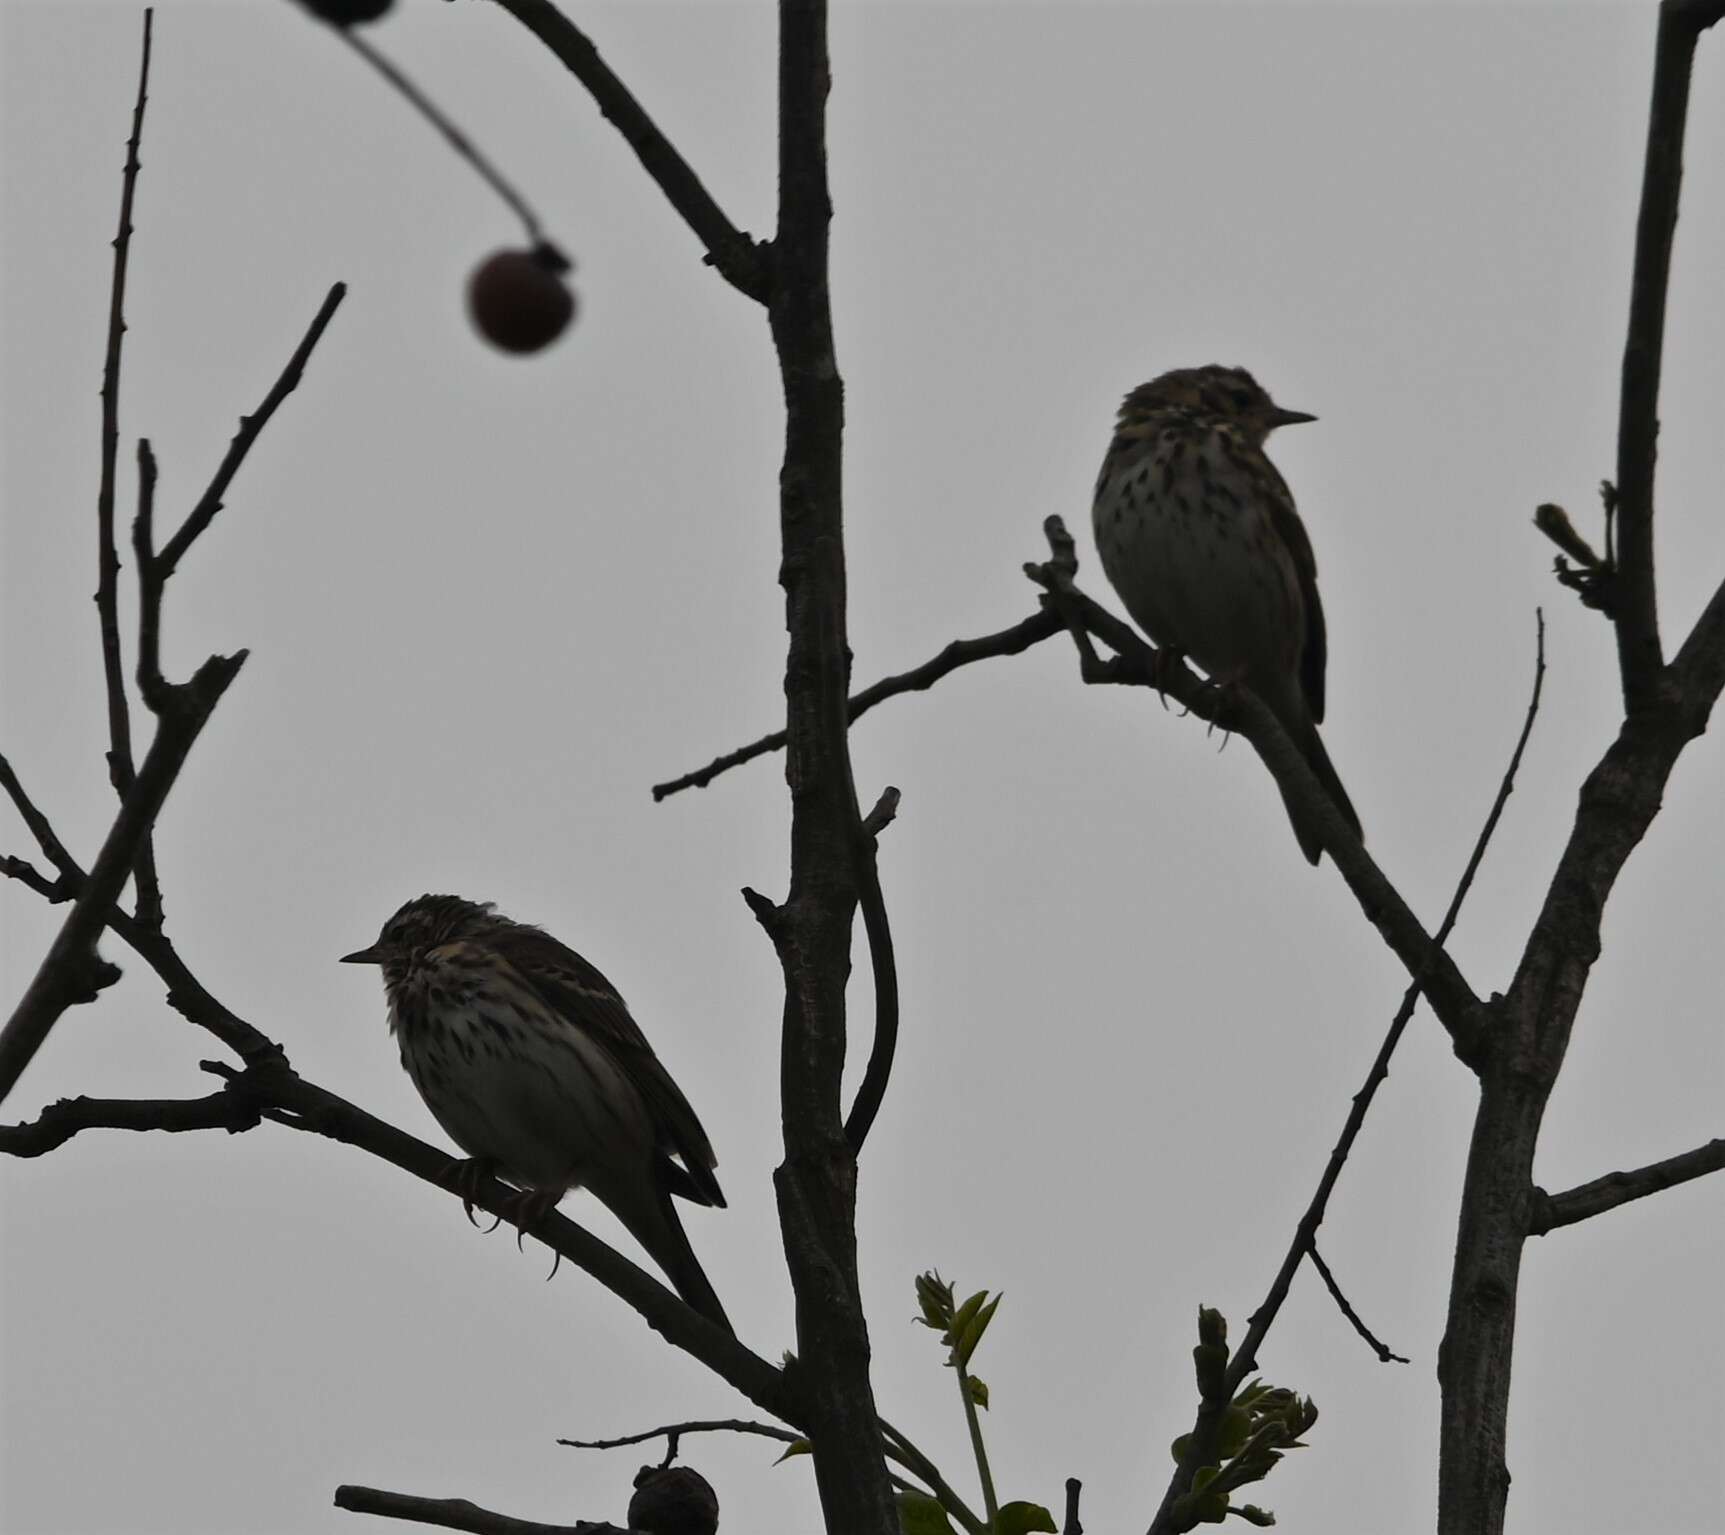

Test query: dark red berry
[627,1465,718,1535]
[467,245,576,355]
[299,0,394,27]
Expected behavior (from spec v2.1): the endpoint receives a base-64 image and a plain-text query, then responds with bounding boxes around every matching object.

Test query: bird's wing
[492,925,725,1206]
[1259,455,1328,724]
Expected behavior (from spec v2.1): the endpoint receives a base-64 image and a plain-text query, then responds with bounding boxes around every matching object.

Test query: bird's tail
[1279,718,1363,866]
[617,1175,733,1335]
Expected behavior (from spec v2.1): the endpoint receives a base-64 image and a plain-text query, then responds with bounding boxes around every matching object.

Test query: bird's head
[341,893,501,985]
[1116,364,1315,447]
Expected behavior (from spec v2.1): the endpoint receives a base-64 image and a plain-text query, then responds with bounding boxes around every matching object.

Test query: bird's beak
[1269,406,1317,428]
[340,945,384,965]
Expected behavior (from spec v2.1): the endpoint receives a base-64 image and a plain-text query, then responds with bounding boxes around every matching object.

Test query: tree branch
[334,1485,622,1534]
[1149,611,1546,1534]
[1530,1138,1725,1234]
[1026,519,1491,1057]
[0,651,245,1109]
[1611,0,1725,704]
[484,0,769,301]
[842,787,899,1152]
[758,2,898,1525]
[150,282,346,606]
[95,7,152,805]
[0,1082,262,1156]
[651,611,1062,799]
[1307,1242,1410,1365]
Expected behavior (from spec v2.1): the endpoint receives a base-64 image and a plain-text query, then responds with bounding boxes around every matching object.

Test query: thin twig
[0,756,81,879]
[485,0,768,301]
[95,7,153,802]
[843,788,900,1152]
[1150,612,1546,1534]
[153,283,347,582]
[1307,1242,1410,1365]
[560,1418,801,1452]
[651,610,1062,799]
[334,26,549,249]
[333,1486,621,1535]
[560,1414,983,1533]
[129,440,164,926]
[1530,1137,1725,1234]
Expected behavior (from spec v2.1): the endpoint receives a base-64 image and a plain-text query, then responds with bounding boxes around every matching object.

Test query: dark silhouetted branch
[149,283,346,627]
[1611,0,1725,704]
[1308,1242,1410,1365]
[1150,613,1545,1535]
[334,1485,622,1534]
[1530,1138,1725,1234]
[486,0,768,301]
[843,787,900,1153]
[562,1418,801,1453]
[1028,517,1491,1058]
[95,8,152,805]
[651,611,1062,800]
[0,652,244,1108]
[0,1082,262,1156]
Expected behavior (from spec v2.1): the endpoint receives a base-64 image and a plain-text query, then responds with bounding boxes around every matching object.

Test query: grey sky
[3,2,1722,1531]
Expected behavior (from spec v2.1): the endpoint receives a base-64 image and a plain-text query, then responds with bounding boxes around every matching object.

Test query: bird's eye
[1229,388,1254,408]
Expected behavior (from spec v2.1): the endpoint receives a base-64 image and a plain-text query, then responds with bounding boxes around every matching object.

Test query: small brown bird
[343,894,730,1331]
[1091,364,1361,863]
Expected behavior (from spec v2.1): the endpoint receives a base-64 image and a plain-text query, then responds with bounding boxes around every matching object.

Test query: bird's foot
[439,1156,506,1232]
[1149,647,1188,712]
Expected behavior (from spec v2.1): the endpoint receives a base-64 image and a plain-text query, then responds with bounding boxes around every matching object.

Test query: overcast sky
[3,2,1722,1532]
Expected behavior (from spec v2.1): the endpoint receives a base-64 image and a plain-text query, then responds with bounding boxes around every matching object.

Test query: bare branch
[0,651,244,1108]
[0,1083,261,1157]
[843,791,900,1153]
[1610,0,1725,703]
[334,1485,622,1534]
[1668,571,1725,707]
[95,8,153,802]
[0,755,82,880]
[1530,1138,1725,1234]
[561,1418,800,1452]
[1028,519,1491,1056]
[151,283,346,597]
[651,611,1062,800]
[129,439,165,927]
[252,1066,794,1418]
[1307,1243,1410,1365]
[1150,613,1546,1533]
[484,0,768,301]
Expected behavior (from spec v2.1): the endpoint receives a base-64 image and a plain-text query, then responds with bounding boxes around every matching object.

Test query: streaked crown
[1116,364,1315,447]
[342,892,503,983]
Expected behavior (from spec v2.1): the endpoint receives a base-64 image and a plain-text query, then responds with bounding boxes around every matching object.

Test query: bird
[342,893,731,1332]
[1091,364,1361,863]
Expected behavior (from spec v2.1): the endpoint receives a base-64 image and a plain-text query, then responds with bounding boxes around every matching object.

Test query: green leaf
[897,1490,957,1535]
[956,1294,1002,1367]
[916,1272,956,1330]
[1171,1432,1193,1465]
[773,1438,812,1465]
[1217,1405,1251,1459]
[967,1374,990,1410]
[950,1289,990,1342]
[993,1500,1058,1534]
